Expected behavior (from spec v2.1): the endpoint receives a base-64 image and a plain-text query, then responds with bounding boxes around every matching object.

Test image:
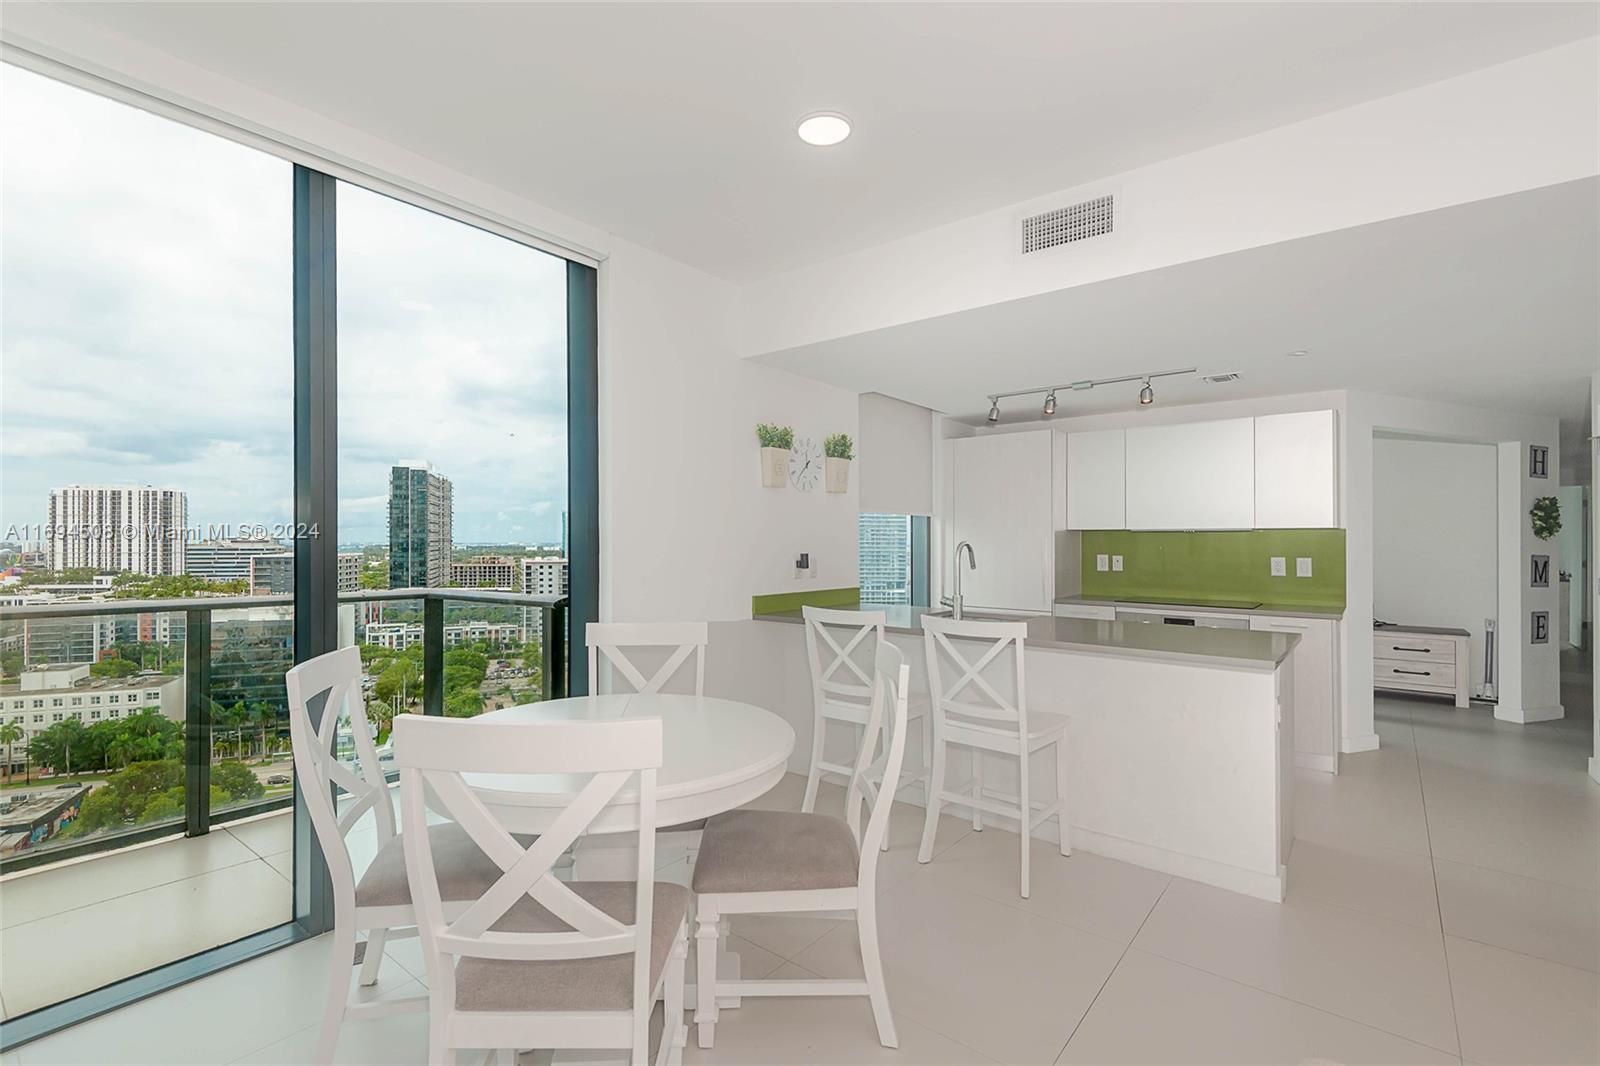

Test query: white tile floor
[4,685,1597,1065]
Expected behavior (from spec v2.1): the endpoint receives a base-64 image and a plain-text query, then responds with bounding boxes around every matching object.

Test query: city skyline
[1,64,570,548]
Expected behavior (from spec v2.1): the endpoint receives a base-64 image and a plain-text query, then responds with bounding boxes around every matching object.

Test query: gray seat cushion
[692,810,859,894]
[660,818,708,834]
[454,881,690,1012]
[354,823,525,909]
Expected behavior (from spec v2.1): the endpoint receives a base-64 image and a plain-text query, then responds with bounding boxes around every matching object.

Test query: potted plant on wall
[757,423,794,488]
[824,433,853,494]
[1531,496,1562,540]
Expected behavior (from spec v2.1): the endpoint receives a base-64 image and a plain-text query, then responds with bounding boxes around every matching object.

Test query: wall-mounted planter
[825,456,851,494]
[760,447,790,488]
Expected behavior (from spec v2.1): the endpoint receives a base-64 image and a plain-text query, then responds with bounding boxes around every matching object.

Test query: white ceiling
[752,179,1600,422]
[48,2,1600,281]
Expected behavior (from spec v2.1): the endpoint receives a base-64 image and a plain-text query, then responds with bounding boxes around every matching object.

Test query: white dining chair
[286,646,510,1065]
[587,621,712,847]
[800,607,930,845]
[692,641,911,1050]
[587,621,708,698]
[917,615,1070,898]
[395,712,690,1066]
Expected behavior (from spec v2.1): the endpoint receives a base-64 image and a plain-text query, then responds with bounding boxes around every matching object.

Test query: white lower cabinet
[1249,615,1340,772]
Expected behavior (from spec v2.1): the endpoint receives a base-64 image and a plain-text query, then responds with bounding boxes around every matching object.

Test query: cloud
[2,65,569,546]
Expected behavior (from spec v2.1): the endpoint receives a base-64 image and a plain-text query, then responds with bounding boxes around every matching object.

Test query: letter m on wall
[1530,555,1550,588]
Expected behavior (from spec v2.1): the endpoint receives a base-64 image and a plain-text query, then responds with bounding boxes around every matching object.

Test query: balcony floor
[0,811,294,1020]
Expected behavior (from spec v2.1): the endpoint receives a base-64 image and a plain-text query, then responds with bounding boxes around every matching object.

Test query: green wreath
[1530,496,1561,540]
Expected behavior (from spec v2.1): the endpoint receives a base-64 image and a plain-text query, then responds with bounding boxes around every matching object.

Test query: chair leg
[971,752,984,832]
[314,922,355,1065]
[357,927,387,987]
[917,736,946,863]
[1056,733,1071,857]
[658,924,688,1066]
[694,907,721,1048]
[801,717,827,813]
[857,900,898,1049]
[921,710,934,809]
[1017,752,1031,899]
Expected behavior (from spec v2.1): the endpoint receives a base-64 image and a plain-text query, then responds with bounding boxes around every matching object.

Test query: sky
[1,64,568,548]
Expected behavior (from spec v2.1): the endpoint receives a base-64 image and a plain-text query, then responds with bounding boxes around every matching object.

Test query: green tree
[444,688,484,718]
[28,718,88,775]
[374,659,421,706]
[210,759,266,801]
[0,720,23,783]
[89,657,140,679]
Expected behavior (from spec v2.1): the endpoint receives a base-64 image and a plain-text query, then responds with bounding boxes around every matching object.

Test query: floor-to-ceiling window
[0,60,595,1048]
[0,63,294,1022]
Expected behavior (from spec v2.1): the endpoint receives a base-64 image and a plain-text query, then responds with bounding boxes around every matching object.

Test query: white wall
[1372,438,1498,688]
[858,392,934,516]
[740,40,1600,358]
[601,237,862,625]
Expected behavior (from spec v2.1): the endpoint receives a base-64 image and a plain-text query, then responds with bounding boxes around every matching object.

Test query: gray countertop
[1055,594,1345,621]
[754,603,1297,671]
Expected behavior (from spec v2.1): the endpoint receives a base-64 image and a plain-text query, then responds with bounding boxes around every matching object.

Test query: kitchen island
[756,604,1297,901]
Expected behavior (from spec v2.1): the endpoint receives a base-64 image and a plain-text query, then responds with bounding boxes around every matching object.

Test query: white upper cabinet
[1254,410,1337,528]
[949,430,1058,611]
[1124,418,1255,530]
[1065,429,1126,529]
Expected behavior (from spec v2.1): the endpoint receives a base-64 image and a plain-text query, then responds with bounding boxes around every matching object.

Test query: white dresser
[1373,625,1470,708]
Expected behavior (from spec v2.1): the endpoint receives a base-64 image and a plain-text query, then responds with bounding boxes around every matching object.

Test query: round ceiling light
[797,112,851,146]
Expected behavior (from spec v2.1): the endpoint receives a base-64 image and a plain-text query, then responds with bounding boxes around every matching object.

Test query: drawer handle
[1391,645,1432,653]
[1393,668,1432,676]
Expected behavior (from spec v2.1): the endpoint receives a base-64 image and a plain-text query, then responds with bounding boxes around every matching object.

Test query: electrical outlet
[1096,554,1110,572]
[1111,555,1124,572]
[1296,557,1313,578]
[1270,556,1287,577]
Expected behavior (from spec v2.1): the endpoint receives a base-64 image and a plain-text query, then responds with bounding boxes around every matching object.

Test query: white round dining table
[468,693,796,839]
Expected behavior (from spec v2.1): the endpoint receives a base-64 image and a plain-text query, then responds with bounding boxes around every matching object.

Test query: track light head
[1042,390,1057,417]
[1138,379,1154,406]
[987,399,1000,423]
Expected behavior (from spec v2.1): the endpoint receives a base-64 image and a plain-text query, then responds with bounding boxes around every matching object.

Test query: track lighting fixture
[980,367,1194,421]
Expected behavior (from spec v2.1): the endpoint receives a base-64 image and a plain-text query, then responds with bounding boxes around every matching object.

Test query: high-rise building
[858,513,913,606]
[561,511,569,558]
[248,553,294,595]
[387,461,453,588]
[450,554,518,590]
[47,485,187,576]
[520,556,569,640]
[184,537,284,583]
[337,552,361,593]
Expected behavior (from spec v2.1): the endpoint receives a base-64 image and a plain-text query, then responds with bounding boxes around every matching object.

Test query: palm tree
[0,721,23,784]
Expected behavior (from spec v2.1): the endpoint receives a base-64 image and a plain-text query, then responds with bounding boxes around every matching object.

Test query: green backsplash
[751,586,860,616]
[1079,530,1346,607]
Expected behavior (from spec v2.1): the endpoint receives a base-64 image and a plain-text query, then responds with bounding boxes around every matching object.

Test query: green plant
[1530,496,1562,540]
[824,433,853,460]
[756,423,794,450]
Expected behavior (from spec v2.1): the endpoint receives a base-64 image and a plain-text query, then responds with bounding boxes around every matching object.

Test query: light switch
[1296,557,1313,578]
[1096,554,1110,572]
[1270,556,1287,577]
[1112,555,1124,572]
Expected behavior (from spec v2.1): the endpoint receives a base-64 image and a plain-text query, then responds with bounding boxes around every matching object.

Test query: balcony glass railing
[0,589,566,874]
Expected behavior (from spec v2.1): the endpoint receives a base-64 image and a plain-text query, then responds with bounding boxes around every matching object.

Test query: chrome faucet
[945,540,977,620]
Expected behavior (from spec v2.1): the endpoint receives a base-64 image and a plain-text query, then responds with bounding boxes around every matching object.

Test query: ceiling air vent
[1021,194,1114,255]
[1201,372,1242,384]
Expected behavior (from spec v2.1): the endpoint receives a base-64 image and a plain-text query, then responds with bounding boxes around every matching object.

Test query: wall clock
[789,435,821,492]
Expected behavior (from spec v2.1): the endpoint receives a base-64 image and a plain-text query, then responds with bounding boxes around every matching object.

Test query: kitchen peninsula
[756,604,1298,901]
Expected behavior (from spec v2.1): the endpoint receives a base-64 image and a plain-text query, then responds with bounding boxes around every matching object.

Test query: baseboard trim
[1294,752,1338,773]
[1066,826,1286,903]
[1494,703,1565,724]
[1340,732,1380,754]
